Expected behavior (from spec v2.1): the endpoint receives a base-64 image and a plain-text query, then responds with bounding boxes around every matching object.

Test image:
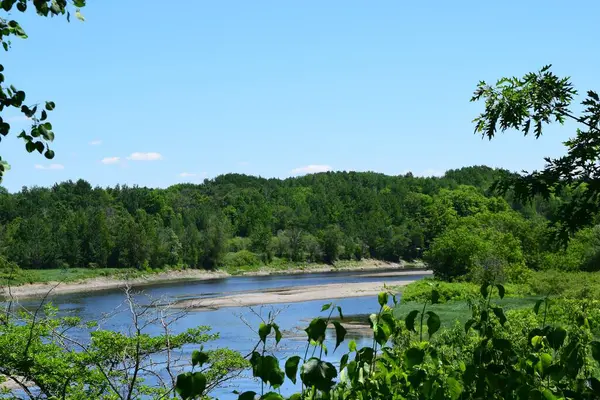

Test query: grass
[393,297,539,327]
[3,268,146,286]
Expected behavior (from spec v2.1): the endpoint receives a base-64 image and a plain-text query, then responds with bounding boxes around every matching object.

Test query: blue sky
[1,1,598,191]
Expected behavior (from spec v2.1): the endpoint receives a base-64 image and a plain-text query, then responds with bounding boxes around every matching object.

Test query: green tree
[0,0,86,181]
[472,65,600,242]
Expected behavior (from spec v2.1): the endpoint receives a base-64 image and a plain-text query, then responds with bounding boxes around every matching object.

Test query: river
[16,269,429,398]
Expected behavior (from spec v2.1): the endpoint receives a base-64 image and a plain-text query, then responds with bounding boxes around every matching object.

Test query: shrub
[222,250,260,269]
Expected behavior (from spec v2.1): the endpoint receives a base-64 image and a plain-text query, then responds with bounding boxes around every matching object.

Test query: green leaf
[339,353,349,371]
[496,284,505,299]
[272,323,282,344]
[480,284,489,299]
[284,356,301,384]
[492,338,512,351]
[34,141,44,154]
[541,389,558,400]
[300,358,337,392]
[591,341,600,362]
[405,310,419,332]
[25,141,35,153]
[44,149,55,159]
[305,318,327,343]
[534,299,544,315]
[431,289,440,304]
[492,307,507,326]
[348,340,357,352]
[237,391,256,400]
[447,377,463,400]
[45,101,56,111]
[404,347,425,368]
[321,303,331,312]
[337,305,344,320]
[191,350,209,367]
[548,327,567,350]
[378,291,388,307]
[426,311,441,337]
[175,371,207,400]
[75,10,85,21]
[464,318,476,333]
[253,354,285,388]
[260,392,283,400]
[259,323,271,343]
[331,321,347,351]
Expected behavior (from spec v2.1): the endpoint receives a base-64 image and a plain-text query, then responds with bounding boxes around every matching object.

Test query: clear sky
[1,1,598,191]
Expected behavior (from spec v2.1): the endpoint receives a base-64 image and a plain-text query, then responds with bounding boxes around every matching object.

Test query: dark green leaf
[175,371,206,400]
[405,310,419,332]
[25,141,35,153]
[337,305,344,320]
[548,327,567,350]
[284,356,301,384]
[534,299,544,315]
[465,318,476,333]
[300,358,338,392]
[404,347,425,368]
[339,353,349,371]
[331,321,347,351]
[44,149,55,159]
[259,323,271,343]
[431,289,440,304]
[321,303,331,312]
[426,311,441,337]
[45,101,55,111]
[492,338,511,351]
[272,323,282,344]
[496,284,505,299]
[237,391,257,400]
[591,341,600,362]
[304,318,326,343]
[191,350,209,367]
[492,307,507,326]
[480,284,488,299]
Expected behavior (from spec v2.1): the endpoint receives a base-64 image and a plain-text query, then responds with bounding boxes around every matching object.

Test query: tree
[472,65,600,242]
[319,225,343,264]
[0,0,87,181]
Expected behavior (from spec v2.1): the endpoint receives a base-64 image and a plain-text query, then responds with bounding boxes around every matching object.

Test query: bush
[222,250,260,269]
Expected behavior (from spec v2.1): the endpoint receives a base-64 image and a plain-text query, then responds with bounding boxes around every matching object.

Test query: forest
[0,165,597,279]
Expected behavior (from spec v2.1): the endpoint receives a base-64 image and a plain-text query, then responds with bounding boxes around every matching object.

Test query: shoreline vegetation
[0,259,430,300]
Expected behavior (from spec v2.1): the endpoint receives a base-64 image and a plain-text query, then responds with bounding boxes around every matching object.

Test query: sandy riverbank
[174,270,429,311]
[1,260,429,300]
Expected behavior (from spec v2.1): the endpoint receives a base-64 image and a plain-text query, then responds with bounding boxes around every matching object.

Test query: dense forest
[1,165,597,278]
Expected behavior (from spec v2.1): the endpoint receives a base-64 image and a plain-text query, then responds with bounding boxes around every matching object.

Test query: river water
[16,270,428,398]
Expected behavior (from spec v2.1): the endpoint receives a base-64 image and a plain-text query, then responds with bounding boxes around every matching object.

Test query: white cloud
[127,152,163,161]
[101,157,120,165]
[89,140,102,146]
[291,164,332,175]
[179,172,196,177]
[35,164,64,170]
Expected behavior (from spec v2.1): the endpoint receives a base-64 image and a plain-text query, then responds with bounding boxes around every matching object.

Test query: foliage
[222,284,600,400]
[0,0,87,182]
[0,288,247,400]
[472,65,600,243]
[1,166,596,278]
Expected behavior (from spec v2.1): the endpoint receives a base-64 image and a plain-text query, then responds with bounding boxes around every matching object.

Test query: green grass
[3,268,144,286]
[393,297,539,327]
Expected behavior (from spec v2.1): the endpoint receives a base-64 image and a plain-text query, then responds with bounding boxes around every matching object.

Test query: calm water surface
[17,270,428,398]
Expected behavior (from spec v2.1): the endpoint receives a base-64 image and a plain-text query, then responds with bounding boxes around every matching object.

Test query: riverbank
[1,260,429,299]
[174,270,428,311]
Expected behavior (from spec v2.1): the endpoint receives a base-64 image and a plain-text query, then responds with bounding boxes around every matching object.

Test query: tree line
[1,165,597,276]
